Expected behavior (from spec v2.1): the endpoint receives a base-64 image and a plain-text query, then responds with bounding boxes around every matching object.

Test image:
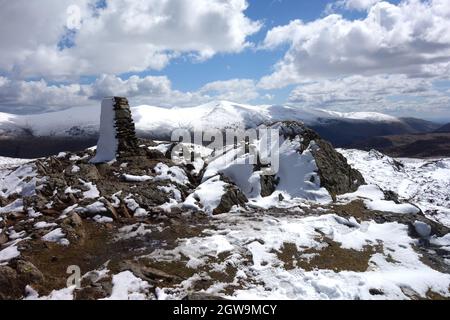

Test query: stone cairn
[112,97,140,158]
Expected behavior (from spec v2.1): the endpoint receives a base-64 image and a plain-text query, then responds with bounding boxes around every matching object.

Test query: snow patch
[105,271,151,300]
[42,228,69,246]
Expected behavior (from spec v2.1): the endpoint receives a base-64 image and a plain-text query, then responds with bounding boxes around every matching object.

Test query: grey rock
[0,266,19,300]
[276,121,365,199]
[182,292,227,300]
[119,260,182,283]
[260,175,279,197]
[0,231,8,245]
[15,260,44,284]
[214,179,248,215]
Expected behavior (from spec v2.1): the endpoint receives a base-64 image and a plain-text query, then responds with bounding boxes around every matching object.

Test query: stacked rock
[113,97,140,158]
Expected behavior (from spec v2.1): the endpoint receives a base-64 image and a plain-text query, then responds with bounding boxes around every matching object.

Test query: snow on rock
[0,164,40,198]
[171,143,214,176]
[80,180,100,199]
[76,201,107,215]
[0,245,20,262]
[105,271,151,300]
[340,184,420,215]
[183,175,227,215]
[91,98,117,163]
[414,221,432,238]
[152,212,450,300]
[202,127,332,207]
[0,157,33,170]
[203,146,260,198]
[0,199,24,215]
[154,163,189,185]
[116,223,152,240]
[42,228,69,246]
[123,174,152,182]
[93,215,114,224]
[340,149,450,226]
[34,221,58,229]
[125,196,148,217]
[25,285,76,300]
[366,200,420,215]
[275,138,331,202]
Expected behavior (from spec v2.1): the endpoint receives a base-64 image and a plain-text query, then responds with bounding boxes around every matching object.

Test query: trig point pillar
[91,96,139,163]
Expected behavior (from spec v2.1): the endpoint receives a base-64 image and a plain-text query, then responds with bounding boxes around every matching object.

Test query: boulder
[276,121,365,199]
[214,182,248,215]
[260,175,279,197]
[14,260,44,285]
[0,266,20,300]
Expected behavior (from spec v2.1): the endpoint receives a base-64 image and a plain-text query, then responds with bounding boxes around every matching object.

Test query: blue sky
[125,0,377,95]
[0,0,448,121]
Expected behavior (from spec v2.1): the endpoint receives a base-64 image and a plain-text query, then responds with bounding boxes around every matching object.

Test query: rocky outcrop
[277,121,365,199]
[214,179,248,215]
[0,260,44,300]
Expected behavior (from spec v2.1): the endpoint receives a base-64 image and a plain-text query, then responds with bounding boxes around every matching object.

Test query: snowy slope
[0,101,403,138]
[0,107,100,137]
[340,149,450,227]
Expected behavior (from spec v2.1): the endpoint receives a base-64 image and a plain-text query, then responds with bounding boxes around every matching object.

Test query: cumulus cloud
[288,75,450,118]
[0,75,263,114]
[260,0,450,89]
[198,79,259,102]
[0,77,92,113]
[90,74,203,107]
[0,0,261,79]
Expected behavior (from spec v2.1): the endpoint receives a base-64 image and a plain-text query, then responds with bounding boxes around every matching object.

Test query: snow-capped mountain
[0,101,441,159]
[0,100,427,138]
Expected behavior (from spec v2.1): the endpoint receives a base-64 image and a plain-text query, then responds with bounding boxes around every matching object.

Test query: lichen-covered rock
[0,266,19,300]
[13,260,44,285]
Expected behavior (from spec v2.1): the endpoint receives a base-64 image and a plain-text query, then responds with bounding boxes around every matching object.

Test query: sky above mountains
[0,0,449,121]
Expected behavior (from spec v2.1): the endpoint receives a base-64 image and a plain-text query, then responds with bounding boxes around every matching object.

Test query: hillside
[352,132,450,158]
[436,123,450,133]
[0,101,440,158]
[1,121,449,300]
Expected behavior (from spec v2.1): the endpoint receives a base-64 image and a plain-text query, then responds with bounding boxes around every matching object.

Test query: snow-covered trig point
[91,97,139,163]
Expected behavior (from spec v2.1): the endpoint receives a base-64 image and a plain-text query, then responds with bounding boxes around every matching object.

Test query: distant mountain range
[0,101,446,158]
[435,123,450,133]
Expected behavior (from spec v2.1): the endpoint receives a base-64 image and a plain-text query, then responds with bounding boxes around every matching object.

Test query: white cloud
[260,0,450,89]
[327,0,382,12]
[0,75,263,113]
[0,77,93,113]
[198,79,259,102]
[93,76,263,106]
[288,75,450,118]
[91,74,203,107]
[0,0,261,79]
